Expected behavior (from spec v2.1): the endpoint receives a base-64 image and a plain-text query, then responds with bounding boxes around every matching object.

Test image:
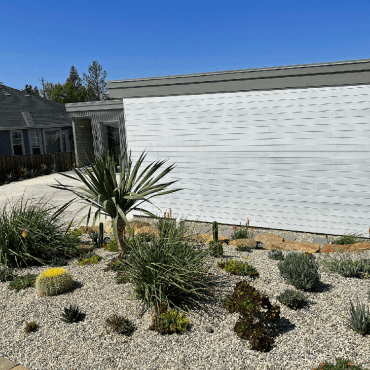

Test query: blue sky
[2,0,370,93]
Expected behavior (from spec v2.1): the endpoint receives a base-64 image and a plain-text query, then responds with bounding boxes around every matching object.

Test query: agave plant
[341,298,370,335]
[60,304,85,324]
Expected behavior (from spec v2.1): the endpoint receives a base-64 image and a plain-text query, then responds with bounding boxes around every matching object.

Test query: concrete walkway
[0,168,135,233]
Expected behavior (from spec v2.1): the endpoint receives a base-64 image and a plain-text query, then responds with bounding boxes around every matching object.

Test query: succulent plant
[268,249,284,261]
[212,221,218,243]
[105,314,135,336]
[341,298,370,335]
[149,308,192,335]
[35,267,74,296]
[60,304,86,324]
[236,244,252,252]
[24,321,39,333]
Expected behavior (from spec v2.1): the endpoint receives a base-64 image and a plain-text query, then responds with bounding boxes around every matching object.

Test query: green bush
[0,191,84,270]
[277,251,320,291]
[217,259,258,277]
[313,357,370,369]
[276,289,309,310]
[109,211,229,320]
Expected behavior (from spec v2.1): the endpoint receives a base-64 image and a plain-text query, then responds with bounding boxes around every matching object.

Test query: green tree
[82,60,109,101]
[48,81,97,104]
[66,65,83,91]
[38,80,55,100]
[23,85,40,96]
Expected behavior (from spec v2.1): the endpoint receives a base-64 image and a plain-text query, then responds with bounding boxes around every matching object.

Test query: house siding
[122,84,370,237]
[0,131,12,156]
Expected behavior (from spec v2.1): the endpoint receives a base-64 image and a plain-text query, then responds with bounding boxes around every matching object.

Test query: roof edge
[107,58,370,84]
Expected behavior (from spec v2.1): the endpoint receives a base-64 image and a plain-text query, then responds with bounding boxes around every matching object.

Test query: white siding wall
[123,84,370,237]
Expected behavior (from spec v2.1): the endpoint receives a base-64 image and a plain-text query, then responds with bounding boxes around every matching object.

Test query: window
[43,129,61,154]
[29,130,43,155]
[11,131,24,155]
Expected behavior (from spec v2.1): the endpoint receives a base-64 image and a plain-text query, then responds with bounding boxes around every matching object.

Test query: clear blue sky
[2,0,370,93]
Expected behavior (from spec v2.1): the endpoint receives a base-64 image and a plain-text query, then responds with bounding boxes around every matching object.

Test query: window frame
[42,128,63,154]
[28,129,44,155]
[10,130,25,156]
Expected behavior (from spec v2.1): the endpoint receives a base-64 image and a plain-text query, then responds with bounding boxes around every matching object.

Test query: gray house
[0,83,75,158]
[65,58,370,237]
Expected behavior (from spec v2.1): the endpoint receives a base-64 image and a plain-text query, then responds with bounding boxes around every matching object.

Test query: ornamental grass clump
[110,209,231,321]
[0,191,85,271]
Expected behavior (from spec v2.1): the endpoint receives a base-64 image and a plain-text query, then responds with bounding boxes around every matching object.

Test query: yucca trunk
[116,218,128,260]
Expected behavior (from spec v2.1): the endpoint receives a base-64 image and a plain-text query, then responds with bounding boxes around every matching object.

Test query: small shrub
[35,267,74,296]
[8,273,38,293]
[236,245,252,252]
[277,251,320,291]
[276,289,309,310]
[77,254,102,266]
[105,313,136,336]
[337,260,366,279]
[313,357,370,370]
[224,280,280,352]
[217,259,258,277]
[24,321,39,333]
[331,233,366,245]
[149,305,192,335]
[104,238,119,252]
[60,304,86,324]
[230,223,250,241]
[268,249,284,261]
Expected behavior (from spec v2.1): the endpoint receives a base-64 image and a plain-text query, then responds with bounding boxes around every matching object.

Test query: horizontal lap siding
[123,85,370,237]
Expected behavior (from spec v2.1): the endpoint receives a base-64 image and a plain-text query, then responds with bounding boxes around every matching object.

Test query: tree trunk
[117,218,128,260]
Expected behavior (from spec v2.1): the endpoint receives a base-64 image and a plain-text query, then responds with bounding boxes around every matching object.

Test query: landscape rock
[104,220,156,236]
[320,242,370,253]
[269,241,321,253]
[182,233,230,244]
[228,239,259,249]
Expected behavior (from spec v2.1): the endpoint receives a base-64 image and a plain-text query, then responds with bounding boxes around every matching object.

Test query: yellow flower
[22,230,28,239]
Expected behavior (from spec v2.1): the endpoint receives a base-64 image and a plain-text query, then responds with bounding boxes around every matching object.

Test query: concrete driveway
[0,168,135,232]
